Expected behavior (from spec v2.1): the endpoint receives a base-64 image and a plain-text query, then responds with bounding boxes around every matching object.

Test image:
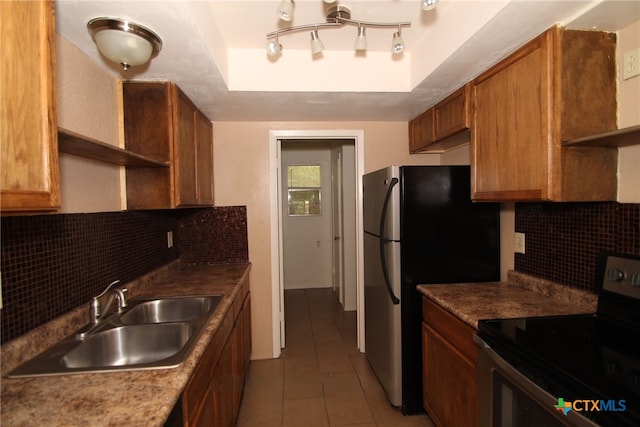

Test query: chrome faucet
[89,280,128,324]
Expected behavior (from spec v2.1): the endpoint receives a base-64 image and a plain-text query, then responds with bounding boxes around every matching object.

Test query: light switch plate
[515,232,526,254]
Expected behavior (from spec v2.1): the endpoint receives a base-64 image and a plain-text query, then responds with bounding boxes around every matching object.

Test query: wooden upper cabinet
[0,0,60,213]
[434,83,471,141]
[409,83,471,154]
[123,81,214,209]
[196,111,214,205]
[471,26,618,201]
[409,109,435,153]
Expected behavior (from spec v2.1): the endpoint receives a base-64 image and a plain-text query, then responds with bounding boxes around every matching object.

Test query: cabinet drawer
[422,297,476,363]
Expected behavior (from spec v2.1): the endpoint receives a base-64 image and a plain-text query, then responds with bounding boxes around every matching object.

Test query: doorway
[269,130,365,357]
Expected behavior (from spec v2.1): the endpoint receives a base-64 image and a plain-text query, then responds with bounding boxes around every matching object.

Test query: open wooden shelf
[563,124,640,148]
[58,128,169,168]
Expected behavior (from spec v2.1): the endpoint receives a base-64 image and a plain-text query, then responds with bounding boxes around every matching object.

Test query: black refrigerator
[363,165,500,414]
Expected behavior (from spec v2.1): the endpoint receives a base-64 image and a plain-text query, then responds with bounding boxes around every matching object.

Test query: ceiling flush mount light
[422,0,439,11]
[277,0,295,22]
[266,3,410,57]
[87,17,162,71]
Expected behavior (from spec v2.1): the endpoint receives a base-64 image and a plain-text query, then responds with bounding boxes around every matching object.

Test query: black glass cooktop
[477,314,640,426]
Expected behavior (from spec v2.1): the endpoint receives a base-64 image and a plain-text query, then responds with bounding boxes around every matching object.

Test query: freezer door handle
[379,177,400,305]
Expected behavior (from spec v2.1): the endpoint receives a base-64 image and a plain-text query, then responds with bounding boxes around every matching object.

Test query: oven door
[475,335,598,427]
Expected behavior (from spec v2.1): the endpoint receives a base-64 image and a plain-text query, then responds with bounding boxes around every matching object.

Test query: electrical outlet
[167,231,174,248]
[515,232,526,254]
[623,48,640,80]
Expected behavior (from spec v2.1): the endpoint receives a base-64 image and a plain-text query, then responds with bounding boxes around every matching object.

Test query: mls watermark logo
[554,398,627,415]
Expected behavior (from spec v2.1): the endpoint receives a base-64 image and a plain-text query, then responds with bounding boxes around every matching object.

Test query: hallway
[236,288,435,426]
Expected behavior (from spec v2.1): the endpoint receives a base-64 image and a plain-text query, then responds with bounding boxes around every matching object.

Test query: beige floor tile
[236,393,283,426]
[322,372,364,398]
[284,372,324,400]
[283,397,329,426]
[325,394,375,425]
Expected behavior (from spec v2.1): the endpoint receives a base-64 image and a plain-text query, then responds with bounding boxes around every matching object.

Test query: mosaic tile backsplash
[515,202,639,291]
[0,206,248,344]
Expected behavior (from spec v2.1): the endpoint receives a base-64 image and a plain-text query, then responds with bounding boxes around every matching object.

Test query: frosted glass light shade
[94,30,153,69]
[422,0,439,11]
[88,18,162,71]
[310,30,324,54]
[391,32,404,54]
[277,0,294,22]
[354,26,367,51]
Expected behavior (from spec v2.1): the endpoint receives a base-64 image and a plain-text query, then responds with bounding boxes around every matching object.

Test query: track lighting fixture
[277,0,294,22]
[266,4,410,57]
[422,0,439,11]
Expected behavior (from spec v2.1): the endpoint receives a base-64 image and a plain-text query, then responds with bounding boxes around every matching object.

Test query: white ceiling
[55,0,640,122]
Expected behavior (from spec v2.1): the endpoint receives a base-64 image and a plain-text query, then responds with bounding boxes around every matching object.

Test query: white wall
[617,20,640,203]
[281,141,334,289]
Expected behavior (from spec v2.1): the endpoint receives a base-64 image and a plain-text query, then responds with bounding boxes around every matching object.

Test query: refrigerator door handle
[379,177,400,305]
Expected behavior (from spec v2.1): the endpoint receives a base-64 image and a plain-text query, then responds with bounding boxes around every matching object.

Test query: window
[288,165,321,216]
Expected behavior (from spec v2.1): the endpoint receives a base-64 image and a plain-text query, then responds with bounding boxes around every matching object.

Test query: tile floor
[236,288,435,427]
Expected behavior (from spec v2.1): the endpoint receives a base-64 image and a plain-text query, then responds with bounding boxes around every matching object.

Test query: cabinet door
[422,322,476,427]
[0,0,60,212]
[434,83,470,141]
[472,34,551,201]
[196,111,214,204]
[175,90,198,206]
[409,109,435,153]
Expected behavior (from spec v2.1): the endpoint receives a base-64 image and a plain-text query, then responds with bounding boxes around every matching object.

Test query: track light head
[391,31,404,54]
[354,25,367,51]
[267,35,283,57]
[422,0,439,11]
[277,0,294,22]
[310,29,324,55]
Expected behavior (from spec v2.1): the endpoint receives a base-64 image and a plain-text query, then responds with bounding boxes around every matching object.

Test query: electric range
[475,253,640,426]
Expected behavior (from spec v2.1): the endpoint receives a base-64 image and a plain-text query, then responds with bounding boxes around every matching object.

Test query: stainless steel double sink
[8,295,223,377]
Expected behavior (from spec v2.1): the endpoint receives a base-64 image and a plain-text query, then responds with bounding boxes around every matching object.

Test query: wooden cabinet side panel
[0,0,60,211]
[422,298,476,361]
[558,30,617,141]
[422,322,477,427]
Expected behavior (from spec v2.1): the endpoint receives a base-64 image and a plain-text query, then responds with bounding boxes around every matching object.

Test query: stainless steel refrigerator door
[363,166,403,407]
[364,233,402,406]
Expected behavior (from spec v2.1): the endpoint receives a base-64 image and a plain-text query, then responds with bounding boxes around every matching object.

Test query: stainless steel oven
[475,333,598,427]
[475,253,640,427]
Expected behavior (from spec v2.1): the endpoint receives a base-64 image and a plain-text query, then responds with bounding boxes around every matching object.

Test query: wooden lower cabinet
[422,297,477,427]
[167,290,251,427]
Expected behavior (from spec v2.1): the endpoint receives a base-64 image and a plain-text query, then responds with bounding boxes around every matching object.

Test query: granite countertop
[1,261,251,427]
[417,271,598,329]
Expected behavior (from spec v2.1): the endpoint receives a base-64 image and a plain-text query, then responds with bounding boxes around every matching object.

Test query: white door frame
[269,129,365,357]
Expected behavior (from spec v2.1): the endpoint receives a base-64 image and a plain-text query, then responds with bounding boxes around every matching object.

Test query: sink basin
[7,294,223,377]
[121,295,222,324]
[61,323,194,368]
